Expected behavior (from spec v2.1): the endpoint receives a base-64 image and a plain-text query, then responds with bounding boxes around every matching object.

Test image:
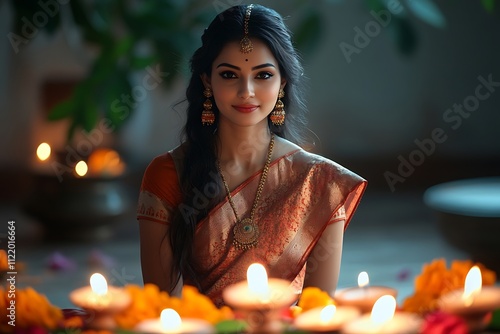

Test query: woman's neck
[216,124,272,173]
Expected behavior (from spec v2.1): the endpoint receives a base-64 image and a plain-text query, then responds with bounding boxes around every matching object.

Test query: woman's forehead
[213,39,278,69]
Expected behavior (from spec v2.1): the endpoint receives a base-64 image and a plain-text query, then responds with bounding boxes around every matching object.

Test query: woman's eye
[220,71,237,79]
[256,72,273,79]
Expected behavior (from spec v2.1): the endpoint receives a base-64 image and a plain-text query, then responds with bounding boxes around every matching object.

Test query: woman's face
[203,39,285,129]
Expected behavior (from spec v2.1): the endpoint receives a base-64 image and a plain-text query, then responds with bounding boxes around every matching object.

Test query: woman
[137,4,367,307]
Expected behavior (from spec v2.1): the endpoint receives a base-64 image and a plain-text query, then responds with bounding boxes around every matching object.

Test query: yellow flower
[297,287,334,314]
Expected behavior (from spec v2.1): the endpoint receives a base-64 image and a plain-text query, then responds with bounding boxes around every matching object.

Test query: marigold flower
[114,284,233,329]
[403,259,497,315]
[297,287,334,314]
[0,286,63,333]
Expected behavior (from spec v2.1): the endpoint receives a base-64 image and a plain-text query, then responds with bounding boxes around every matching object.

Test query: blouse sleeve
[136,153,182,224]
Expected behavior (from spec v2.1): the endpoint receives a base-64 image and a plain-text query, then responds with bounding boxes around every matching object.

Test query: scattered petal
[87,249,115,268]
[46,252,76,271]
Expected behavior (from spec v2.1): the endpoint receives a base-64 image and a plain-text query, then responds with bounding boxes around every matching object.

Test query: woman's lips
[233,105,259,113]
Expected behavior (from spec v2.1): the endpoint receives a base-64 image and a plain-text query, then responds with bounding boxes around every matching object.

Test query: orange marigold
[403,258,497,315]
[297,287,334,313]
[0,286,63,333]
[114,284,233,329]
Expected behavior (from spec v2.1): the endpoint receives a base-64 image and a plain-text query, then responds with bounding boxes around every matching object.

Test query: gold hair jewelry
[270,89,285,126]
[240,4,254,53]
[217,133,274,250]
[201,88,215,126]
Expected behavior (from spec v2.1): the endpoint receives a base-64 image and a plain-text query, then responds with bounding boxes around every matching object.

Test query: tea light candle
[294,304,361,332]
[135,308,214,334]
[335,272,398,313]
[70,273,131,329]
[342,295,422,334]
[222,263,297,333]
[439,266,500,331]
[222,263,297,309]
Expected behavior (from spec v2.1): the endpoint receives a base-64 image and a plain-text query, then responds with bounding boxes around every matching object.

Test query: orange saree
[137,147,367,307]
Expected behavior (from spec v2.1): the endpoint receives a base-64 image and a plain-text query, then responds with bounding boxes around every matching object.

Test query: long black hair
[168,4,308,291]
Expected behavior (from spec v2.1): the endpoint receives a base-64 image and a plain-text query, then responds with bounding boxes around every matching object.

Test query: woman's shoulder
[145,144,186,173]
[278,140,366,186]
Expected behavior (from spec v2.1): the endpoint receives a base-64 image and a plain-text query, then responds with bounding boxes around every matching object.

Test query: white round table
[424,177,500,274]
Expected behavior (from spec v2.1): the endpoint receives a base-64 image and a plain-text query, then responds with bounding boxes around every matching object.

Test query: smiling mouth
[233,105,259,113]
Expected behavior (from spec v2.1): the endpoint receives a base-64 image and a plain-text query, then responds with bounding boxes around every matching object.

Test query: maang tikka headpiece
[240,4,254,53]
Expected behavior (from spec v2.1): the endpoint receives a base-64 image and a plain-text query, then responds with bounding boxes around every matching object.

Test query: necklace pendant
[233,217,259,250]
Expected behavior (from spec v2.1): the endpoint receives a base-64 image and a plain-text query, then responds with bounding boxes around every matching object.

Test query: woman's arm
[303,219,345,296]
[139,219,183,296]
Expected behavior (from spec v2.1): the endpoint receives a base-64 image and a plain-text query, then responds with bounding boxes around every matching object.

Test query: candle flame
[75,160,88,177]
[319,304,336,324]
[90,273,108,295]
[463,266,482,306]
[370,295,396,325]
[36,143,51,161]
[358,271,369,288]
[247,263,269,297]
[160,308,182,331]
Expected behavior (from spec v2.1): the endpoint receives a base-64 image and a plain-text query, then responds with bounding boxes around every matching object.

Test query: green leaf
[482,0,496,13]
[293,10,324,56]
[47,99,75,121]
[389,17,418,55]
[215,319,247,333]
[364,0,386,12]
[82,99,99,132]
[98,67,134,131]
[404,0,446,28]
[130,55,157,70]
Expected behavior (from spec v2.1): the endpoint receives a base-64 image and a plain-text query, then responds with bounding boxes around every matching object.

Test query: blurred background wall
[1,0,499,196]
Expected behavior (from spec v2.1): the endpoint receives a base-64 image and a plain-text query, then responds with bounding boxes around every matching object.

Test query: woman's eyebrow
[216,62,276,70]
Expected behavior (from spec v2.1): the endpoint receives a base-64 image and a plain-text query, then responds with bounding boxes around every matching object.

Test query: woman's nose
[238,78,255,99]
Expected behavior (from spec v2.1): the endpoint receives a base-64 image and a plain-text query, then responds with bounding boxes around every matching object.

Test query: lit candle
[37,143,51,162]
[222,263,297,333]
[222,263,297,308]
[294,304,361,332]
[70,273,131,329]
[439,266,500,331]
[342,295,422,334]
[335,272,398,313]
[135,308,214,334]
[34,142,53,173]
[74,160,88,177]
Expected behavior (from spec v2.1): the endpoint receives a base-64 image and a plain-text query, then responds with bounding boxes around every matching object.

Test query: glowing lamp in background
[36,143,51,161]
[75,160,88,177]
[87,148,126,177]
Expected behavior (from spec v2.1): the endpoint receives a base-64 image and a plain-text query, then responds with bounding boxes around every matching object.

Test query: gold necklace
[217,134,275,250]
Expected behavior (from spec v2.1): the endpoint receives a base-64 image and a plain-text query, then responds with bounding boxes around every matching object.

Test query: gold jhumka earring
[240,4,254,53]
[201,88,215,126]
[270,89,285,126]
